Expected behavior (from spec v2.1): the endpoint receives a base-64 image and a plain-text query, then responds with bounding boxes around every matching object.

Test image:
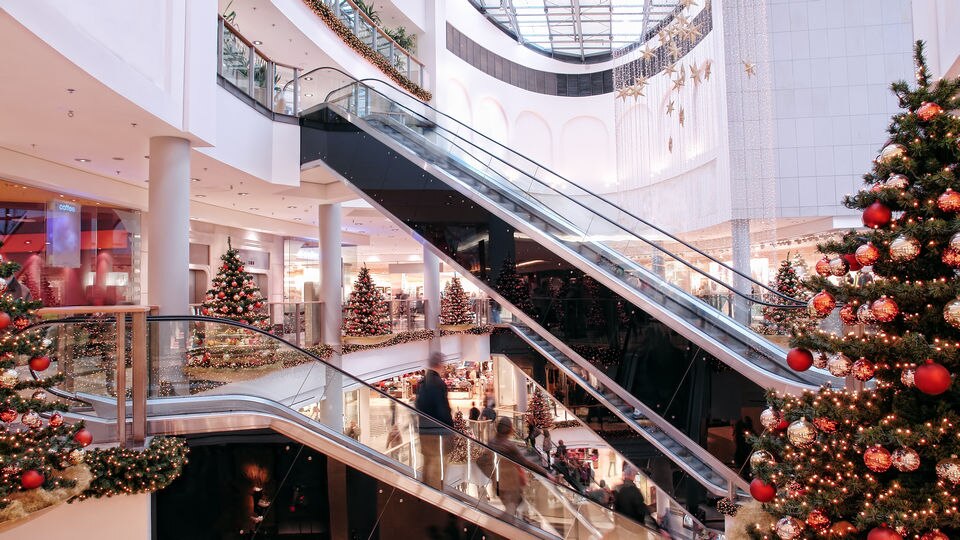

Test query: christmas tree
[198,238,269,329]
[494,258,534,314]
[748,43,960,539]
[440,275,474,325]
[756,255,813,336]
[449,410,481,463]
[343,266,391,337]
[525,388,553,430]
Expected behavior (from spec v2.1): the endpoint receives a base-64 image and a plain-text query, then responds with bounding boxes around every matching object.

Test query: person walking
[614,467,650,528]
[468,401,481,421]
[415,352,454,490]
[541,429,552,467]
[488,417,554,518]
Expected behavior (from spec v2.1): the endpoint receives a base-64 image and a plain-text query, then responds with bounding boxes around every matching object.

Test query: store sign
[236,249,269,270]
[46,200,80,268]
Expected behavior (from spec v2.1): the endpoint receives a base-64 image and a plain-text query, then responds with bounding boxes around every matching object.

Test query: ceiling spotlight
[294,217,302,221]
[74,158,91,163]
[304,93,314,97]
[249,207,259,211]
[112,157,124,161]
[253,40,263,45]
[237,192,249,196]
[287,205,297,209]
[195,194,206,198]
[191,178,201,182]
[303,76,313,81]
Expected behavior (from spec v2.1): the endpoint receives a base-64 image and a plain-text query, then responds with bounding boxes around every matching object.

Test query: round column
[147,136,191,315]
[319,203,343,430]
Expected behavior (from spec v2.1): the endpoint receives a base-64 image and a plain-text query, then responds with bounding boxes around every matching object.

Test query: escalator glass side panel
[301,113,768,473]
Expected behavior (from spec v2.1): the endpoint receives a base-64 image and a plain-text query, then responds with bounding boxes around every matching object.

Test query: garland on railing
[552,419,580,430]
[302,0,432,101]
[77,437,189,501]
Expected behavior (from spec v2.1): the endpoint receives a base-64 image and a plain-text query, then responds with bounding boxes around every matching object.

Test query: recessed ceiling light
[237,192,249,196]
[287,205,297,209]
[249,207,259,211]
[304,93,314,97]
[144,155,150,159]
[74,158,91,163]
[253,40,263,45]
[303,76,313,81]
[195,194,206,198]
[191,178,201,182]
[112,157,124,161]
[294,217,302,221]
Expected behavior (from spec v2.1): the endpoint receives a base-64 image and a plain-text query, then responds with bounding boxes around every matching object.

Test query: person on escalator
[489,416,554,519]
[415,352,454,490]
[551,455,585,494]
[614,466,651,528]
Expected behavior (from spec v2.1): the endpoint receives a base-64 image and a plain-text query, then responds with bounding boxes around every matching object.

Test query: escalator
[33,315,658,540]
[297,70,838,498]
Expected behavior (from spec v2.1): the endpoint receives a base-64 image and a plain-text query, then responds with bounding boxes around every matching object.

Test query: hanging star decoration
[680,0,697,8]
[666,100,675,116]
[658,28,672,46]
[667,40,682,60]
[681,21,702,40]
[672,74,686,92]
[679,107,685,126]
[615,86,634,100]
[689,61,703,85]
[703,59,712,80]
[662,62,678,77]
[742,60,757,77]
[640,45,655,61]
[631,76,649,98]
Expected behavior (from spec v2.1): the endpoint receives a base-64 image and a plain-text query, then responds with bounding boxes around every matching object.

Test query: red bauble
[12,317,29,331]
[915,359,952,395]
[920,531,949,540]
[871,297,899,323]
[776,418,790,431]
[0,409,16,423]
[839,304,858,325]
[843,254,862,271]
[813,417,837,433]
[864,445,893,472]
[815,257,832,277]
[20,470,44,490]
[862,201,892,228]
[217,292,226,299]
[917,101,944,121]
[855,243,880,266]
[49,412,63,427]
[938,189,960,213]
[868,525,903,540]
[806,509,830,530]
[28,356,50,372]
[787,348,814,371]
[853,358,876,381]
[943,247,960,268]
[749,478,776,502]
[808,290,836,318]
[0,312,9,331]
[201,308,210,316]
[73,428,93,447]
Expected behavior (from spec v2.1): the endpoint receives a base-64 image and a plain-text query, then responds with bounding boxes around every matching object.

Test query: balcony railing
[217,16,300,115]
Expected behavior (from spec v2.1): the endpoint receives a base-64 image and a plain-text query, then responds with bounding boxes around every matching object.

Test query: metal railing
[321,0,425,88]
[217,16,300,115]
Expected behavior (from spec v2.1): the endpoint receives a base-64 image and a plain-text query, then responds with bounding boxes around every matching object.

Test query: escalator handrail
[296,65,803,306]
[26,314,653,530]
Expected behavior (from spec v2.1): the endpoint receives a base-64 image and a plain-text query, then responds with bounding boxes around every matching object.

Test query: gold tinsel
[0,465,93,524]
[726,500,777,540]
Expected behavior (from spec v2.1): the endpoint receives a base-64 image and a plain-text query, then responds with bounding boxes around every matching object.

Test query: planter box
[439,324,474,332]
[343,333,396,346]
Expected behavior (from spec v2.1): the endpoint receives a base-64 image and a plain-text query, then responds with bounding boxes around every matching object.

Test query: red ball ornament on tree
[806,509,830,530]
[839,304,858,325]
[815,257,832,277]
[28,356,50,372]
[73,428,93,447]
[871,296,899,323]
[862,201,892,228]
[787,348,814,371]
[20,469,44,490]
[938,189,960,213]
[917,101,944,121]
[0,409,16,423]
[813,417,837,433]
[943,247,960,268]
[920,531,948,540]
[217,292,226,299]
[868,524,903,540]
[0,312,10,331]
[915,359,952,395]
[749,478,776,502]
[808,290,836,318]
[852,358,876,381]
[12,317,28,331]
[843,253,862,271]
[864,445,893,473]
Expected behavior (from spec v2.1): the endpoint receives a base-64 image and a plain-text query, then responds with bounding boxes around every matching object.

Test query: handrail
[28,314,656,533]
[219,16,298,70]
[218,15,301,115]
[332,0,424,69]
[298,66,803,307]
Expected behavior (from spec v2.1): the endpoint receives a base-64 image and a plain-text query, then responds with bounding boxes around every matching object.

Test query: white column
[147,136,190,315]
[731,218,752,325]
[319,203,343,430]
[423,246,441,353]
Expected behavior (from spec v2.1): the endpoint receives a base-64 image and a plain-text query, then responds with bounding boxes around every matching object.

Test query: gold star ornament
[742,60,757,77]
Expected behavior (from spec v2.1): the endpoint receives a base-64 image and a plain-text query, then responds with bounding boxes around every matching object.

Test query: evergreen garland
[749,42,960,539]
[343,266,391,337]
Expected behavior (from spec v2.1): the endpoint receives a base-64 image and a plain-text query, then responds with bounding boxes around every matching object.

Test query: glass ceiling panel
[469,0,684,62]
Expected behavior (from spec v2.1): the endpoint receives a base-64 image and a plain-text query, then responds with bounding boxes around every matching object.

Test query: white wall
[0,492,151,540]
[912,0,960,78]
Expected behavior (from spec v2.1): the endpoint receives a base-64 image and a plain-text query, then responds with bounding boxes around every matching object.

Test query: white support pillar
[423,246,441,353]
[147,136,190,315]
[731,218,752,325]
[319,203,343,431]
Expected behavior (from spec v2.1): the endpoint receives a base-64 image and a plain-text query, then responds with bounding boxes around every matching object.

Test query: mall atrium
[0,1,957,539]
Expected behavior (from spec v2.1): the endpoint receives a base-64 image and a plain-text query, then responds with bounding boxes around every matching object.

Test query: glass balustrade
[217,17,300,116]
[30,317,657,539]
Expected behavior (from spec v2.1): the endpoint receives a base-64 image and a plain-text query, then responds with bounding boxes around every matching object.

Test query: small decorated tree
[525,388,553,430]
[343,266,391,337]
[441,276,474,325]
[494,258,534,314]
[199,238,269,329]
[756,255,813,335]
[449,410,481,463]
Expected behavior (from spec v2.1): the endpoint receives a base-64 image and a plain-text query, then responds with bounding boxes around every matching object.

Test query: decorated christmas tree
[747,43,960,540]
[199,238,269,329]
[494,258,534,314]
[440,275,474,325]
[0,245,186,518]
[343,266,391,337]
[449,410,481,463]
[756,255,813,336]
[525,388,553,430]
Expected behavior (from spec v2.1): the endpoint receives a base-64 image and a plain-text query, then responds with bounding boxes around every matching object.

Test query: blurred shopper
[416,352,454,490]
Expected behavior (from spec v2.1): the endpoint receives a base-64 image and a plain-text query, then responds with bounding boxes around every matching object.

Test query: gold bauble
[885,173,910,189]
[787,417,817,448]
[750,450,775,470]
[936,455,960,484]
[0,369,18,388]
[944,297,960,329]
[760,407,783,430]
[878,143,907,163]
[828,257,849,276]
[827,353,853,377]
[889,235,921,261]
[69,448,86,465]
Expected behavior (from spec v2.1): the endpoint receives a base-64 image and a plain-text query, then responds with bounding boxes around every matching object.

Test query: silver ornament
[901,368,915,387]
[0,369,18,388]
[878,143,907,163]
[775,516,804,540]
[827,354,853,377]
[760,407,783,430]
[750,450,776,470]
[891,447,920,472]
[21,410,41,429]
[936,455,960,484]
[885,173,909,189]
[889,235,921,262]
[31,389,47,401]
[787,417,817,448]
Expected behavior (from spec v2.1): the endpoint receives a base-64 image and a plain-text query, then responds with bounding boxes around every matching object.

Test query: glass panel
[273,65,297,115]
[252,52,270,106]
[39,317,657,538]
[221,27,250,93]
